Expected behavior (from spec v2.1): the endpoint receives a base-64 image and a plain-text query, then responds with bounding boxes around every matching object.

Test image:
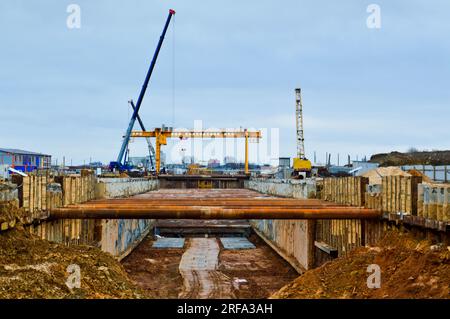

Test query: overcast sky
[1,0,449,165]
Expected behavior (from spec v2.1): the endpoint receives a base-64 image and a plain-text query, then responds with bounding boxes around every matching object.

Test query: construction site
[1,3,449,304]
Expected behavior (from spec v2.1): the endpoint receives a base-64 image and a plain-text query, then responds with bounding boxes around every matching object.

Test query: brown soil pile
[407,169,434,183]
[272,230,450,299]
[362,167,410,184]
[0,202,26,225]
[370,150,450,166]
[0,228,145,299]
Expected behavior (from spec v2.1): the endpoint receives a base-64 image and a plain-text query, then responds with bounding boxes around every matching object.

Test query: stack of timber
[416,184,450,231]
[9,171,98,245]
[55,170,96,206]
[43,170,97,245]
[316,177,369,262]
[365,184,382,211]
[12,173,55,222]
[314,219,363,264]
[322,177,368,206]
[30,217,98,246]
[381,176,422,215]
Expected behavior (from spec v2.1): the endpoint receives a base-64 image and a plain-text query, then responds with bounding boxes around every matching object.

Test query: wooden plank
[411,184,423,217]
[423,184,429,219]
[429,186,438,220]
[444,186,449,222]
[386,176,391,212]
[411,176,422,216]
[314,241,338,258]
[30,175,35,215]
[405,176,411,214]
[23,176,30,212]
[437,187,444,221]
[397,176,402,212]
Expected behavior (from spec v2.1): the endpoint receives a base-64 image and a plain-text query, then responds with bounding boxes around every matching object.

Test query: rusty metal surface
[50,189,382,220]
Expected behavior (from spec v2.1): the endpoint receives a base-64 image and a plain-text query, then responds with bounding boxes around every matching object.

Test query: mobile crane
[292,88,312,179]
[109,9,175,172]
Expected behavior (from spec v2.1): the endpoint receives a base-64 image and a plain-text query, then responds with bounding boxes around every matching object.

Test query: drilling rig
[292,88,312,179]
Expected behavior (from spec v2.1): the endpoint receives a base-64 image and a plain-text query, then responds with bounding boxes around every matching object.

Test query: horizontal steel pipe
[72,203,346,209]
[49,206,381,220]
[84,199,343,206]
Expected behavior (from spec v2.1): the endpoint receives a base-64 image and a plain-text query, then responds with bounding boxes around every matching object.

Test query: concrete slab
[152,238,185,249]
[220,237,256,250]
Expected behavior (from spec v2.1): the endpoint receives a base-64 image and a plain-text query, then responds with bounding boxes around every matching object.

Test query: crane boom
[295,88,306,159]
[129,100,156,170]
[113,9,175,170]
[293,88,312,177]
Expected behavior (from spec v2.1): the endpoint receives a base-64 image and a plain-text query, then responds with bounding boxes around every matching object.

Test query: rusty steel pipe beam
[74,202,346,208]
[83,199,344,206]
[69,204,349,210]
[49,206,382,220]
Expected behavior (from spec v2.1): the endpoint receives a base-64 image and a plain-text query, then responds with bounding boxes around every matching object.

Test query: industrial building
[0,148,51,173]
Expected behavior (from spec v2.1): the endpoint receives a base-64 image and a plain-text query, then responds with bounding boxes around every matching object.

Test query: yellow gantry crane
[130,128,262,175]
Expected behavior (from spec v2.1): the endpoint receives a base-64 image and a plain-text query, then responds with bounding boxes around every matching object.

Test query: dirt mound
[407,169,434,184]
[370,151,450,167]
[271,231,450,299]
[0,228,145,299]
[362,167,411,184]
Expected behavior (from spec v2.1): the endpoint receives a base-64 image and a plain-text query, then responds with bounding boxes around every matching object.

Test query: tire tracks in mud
[178,238,234,299]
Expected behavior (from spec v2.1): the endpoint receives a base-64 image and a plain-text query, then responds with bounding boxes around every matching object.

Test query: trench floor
[121,228,299,299]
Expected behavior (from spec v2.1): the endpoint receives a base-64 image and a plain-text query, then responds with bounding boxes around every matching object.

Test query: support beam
[50,206,381,220]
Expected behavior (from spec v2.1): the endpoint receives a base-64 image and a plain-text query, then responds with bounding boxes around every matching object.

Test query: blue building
[0,148,51,173]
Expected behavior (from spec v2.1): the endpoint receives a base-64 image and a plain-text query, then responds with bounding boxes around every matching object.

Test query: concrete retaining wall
[246,178,317,272]
[96,178,159,199]
[1,178,160,260]
[93,178,159,259]
[245,178,316,199]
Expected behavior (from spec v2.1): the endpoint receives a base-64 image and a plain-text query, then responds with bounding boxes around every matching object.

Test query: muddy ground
[219,235,299,299]
[272,230,450,299]
[0,227,144,299]
[122,234,298,299]
[122,236,184,299]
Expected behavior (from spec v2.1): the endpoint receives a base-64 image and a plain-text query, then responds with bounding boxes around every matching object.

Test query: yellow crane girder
[130,128,262,175]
